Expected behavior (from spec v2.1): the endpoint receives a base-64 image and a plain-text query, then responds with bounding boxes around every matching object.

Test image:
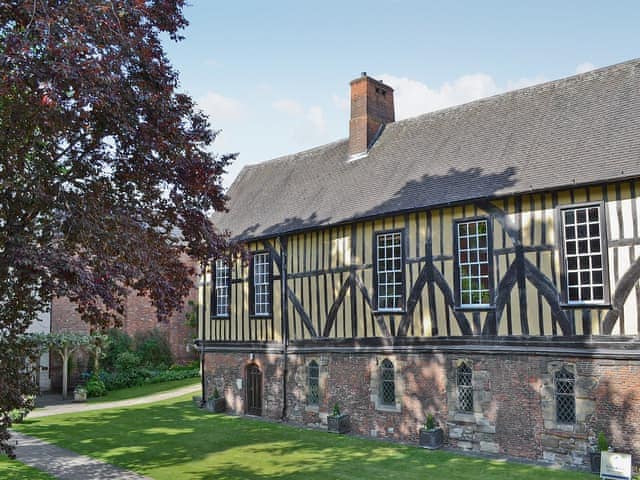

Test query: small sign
[600,451,632,480]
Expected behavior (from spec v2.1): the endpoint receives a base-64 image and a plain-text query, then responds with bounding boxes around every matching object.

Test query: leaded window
[253,252,271,316]
[307,360,319,406]
[561,205,605,303]
[380,359,395,405]
[555,367,576,424]
[457,362,473,412]
[213,259,230,317]
[456,219,491,306]
[375,231,404,311]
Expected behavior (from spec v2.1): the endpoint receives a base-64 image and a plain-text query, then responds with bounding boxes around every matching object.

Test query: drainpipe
[200,262,207,408]
[280,237,289,421]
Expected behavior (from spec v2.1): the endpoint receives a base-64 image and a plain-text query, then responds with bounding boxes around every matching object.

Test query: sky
[161,1,640,188]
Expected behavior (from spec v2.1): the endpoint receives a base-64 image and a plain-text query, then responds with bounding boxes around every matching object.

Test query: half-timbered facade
[198,59,640,468]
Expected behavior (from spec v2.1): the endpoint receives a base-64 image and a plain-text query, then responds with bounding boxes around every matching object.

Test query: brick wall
[203,349,640,470]
[50,286,198,391]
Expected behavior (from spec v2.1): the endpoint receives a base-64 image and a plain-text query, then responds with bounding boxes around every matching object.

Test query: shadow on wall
[593,370,640,458]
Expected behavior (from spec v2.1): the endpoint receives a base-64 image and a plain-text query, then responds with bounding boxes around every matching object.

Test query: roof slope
[215,59,640,241]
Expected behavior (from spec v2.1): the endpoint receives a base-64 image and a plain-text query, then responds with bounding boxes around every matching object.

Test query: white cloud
[272,98,304,116]
[271,99,328,143]
[307,106,325,131]
[197,91,245,121]
[575,62,596,74]
[332,93,349,111]
[379,72,549,120]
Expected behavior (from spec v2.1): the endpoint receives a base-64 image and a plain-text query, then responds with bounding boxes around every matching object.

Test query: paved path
[11,431,152,480]
[29,383,200,418]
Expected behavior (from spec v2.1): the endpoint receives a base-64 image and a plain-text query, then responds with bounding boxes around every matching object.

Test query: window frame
[456,361,474,413]
[453,217,494,310]
[249,251,273,318]
[307,360,320,406]
[211,258,231,319]
[379,358,396,406]
[372,228,407,313]
[557,202,610,307]
[554,366,576,424]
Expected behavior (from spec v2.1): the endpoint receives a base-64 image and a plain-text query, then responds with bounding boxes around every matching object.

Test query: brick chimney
[348,72,395,158]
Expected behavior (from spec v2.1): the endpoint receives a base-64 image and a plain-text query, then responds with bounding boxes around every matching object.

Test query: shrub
[114,351,142,371]
[86,375,107,397]
[103,329,133,372]
[145,367,199,384]
[134,329,173,368]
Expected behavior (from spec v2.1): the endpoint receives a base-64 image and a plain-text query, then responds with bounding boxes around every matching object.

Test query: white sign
[601,451,632,480]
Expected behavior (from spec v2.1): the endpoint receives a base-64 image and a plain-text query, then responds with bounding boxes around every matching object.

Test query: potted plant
[73,385,87,402]
[327,403,350,434]
[206,387,226,413]
[590,432,609,473]
[419,413,444,449]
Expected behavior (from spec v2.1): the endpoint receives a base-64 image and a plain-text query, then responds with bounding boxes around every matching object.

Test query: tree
[46,333,95,399]
[0,1,237,456]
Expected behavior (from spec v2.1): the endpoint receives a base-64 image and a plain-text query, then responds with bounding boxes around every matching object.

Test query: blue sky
[162,1,640,187]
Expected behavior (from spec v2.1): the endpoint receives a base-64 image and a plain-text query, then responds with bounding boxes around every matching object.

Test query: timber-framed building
[198,59,640,468]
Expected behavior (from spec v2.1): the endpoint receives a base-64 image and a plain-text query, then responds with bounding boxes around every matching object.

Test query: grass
[15,394,595,480]
[88,378,199,403]
[0,455,56,480]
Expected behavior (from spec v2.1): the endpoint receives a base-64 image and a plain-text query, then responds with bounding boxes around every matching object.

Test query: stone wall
[203,348,640,470]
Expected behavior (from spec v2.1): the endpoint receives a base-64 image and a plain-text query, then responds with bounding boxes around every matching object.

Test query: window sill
[249,315,272,319]
[211,316,230,320]
[454,306,495,312]
[373,309,406,315]
[560,303,611,310]
[375,403,401,414]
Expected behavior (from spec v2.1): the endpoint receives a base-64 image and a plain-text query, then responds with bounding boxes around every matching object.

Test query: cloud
[379,72,548,120]
[272,98,304,116]
[332,93,349,111]
[575,62,595,74]
[197,91,245,121]
[307,106,325,131]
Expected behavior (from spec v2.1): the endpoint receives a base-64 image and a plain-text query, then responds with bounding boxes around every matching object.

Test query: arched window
[307,360,319,406]
[555,367,575,423]
[380,359,395,405]
[457,362,473,412]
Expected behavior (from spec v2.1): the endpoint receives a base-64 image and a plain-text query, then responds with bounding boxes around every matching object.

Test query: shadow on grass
[15,397,592,480]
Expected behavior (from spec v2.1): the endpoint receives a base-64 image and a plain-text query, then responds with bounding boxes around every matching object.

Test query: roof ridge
[241,137,348,172]
[389,57,640,128]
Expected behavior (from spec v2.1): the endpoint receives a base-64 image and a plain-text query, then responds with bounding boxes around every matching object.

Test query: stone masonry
[203,349,640,470]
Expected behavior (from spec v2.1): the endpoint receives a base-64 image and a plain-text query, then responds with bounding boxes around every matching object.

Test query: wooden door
[246,363,262,416]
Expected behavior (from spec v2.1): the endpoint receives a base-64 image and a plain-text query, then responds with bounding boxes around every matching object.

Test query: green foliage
[145,368,199,384]
[424,413,436,430]
[102,329,133,372]
[115,351,142,371]
[134,329,173,368]
[85,376,107,398]
[597,432,609,451]
[169,360,199,371]
[212,387,220,399]
[332,403,341,416]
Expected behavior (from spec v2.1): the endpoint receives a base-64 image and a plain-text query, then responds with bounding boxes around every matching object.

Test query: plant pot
[327,414,350,434]
[419,428,444,449]
[73,389,87,403]
[590,452,602,474]
[206,396,226,413]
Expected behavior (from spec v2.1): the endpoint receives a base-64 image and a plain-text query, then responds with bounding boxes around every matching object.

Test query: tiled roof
[214,59,640,240]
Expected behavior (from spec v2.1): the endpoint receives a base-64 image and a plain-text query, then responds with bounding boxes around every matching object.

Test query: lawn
[0,455,56,480]
[15,394,594,480]
[88,378,199,403]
